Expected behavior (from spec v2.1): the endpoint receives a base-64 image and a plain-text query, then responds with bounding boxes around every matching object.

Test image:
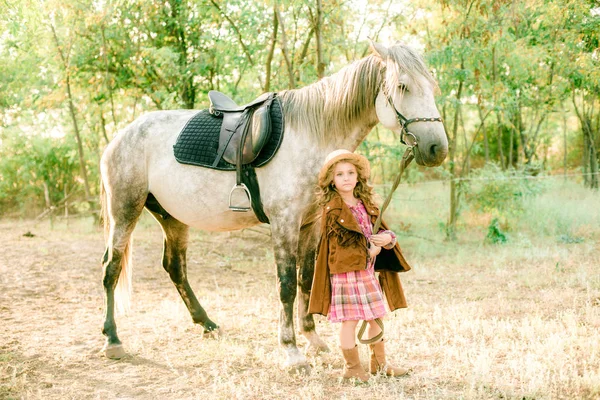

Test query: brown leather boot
[369,339,408,377]
[341,346,370,382]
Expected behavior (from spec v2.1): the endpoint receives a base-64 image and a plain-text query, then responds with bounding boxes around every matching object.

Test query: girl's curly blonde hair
[316,159,377,207]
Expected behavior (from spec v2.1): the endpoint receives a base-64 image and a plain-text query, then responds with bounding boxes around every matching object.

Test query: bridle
[384,91,443,148]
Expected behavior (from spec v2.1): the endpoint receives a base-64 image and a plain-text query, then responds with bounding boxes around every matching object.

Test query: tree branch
[265,4,278,92]
[209,0,254,67]
[275,9,295,89]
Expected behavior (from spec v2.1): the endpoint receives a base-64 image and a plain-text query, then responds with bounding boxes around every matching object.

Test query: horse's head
[371,41,448,167]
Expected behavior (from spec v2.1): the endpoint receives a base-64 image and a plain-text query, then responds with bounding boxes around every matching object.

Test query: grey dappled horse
[100,42,448,371]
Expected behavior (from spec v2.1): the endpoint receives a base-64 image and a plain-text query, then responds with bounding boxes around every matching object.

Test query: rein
[357,86,444,345]
[357,147,413,345]
[372,146,414,234]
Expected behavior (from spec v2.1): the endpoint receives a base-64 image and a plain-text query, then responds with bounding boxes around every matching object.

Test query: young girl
[309,149,412,382]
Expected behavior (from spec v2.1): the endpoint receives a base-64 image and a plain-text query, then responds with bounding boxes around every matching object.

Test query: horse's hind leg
[148,210,219,334]
[101,187,146,359]
[297,222,330,355]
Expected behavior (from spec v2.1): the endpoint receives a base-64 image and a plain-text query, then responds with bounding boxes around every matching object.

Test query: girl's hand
[369,244,381,259]
[370,233,392,247]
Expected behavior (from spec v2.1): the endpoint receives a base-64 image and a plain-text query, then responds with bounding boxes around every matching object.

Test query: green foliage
[0,131,80,216]
[0,0,599,219]
[359,136,415,182]
[486,217,508,244]
[464,164,545,217]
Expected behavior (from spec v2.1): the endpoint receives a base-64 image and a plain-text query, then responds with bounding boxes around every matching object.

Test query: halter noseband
[385,93,443,147]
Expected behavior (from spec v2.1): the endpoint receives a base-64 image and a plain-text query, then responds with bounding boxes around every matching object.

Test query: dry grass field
[1,180,599,399]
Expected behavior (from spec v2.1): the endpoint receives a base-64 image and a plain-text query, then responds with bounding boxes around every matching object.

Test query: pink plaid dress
[327,200,396,323]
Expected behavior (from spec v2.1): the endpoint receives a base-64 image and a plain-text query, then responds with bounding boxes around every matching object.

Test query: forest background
[0,0,599,240]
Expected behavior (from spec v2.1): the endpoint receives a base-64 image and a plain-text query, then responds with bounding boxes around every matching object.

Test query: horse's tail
[100,178,133,315]
[100,178,109,241]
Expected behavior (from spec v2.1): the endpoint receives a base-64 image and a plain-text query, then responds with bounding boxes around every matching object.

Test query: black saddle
[208,90,276,166]
[209,91,273,112]
[173,92,284,222]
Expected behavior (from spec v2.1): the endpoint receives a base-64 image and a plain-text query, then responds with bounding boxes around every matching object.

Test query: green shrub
[486,217,508,244]
[465,163,545,217]
[0,132,82,216]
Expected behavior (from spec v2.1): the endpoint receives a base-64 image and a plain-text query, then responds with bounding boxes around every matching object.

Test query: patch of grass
[517,180,600,239]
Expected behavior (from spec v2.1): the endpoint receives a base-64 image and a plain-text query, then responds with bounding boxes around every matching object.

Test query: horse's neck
[315,94,379,150]
[281,55,382,150]
[337,120,379,150]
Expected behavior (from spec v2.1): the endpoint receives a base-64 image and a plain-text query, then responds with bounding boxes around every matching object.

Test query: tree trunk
[572,91,599,189]
[563,113,568,182]
[497,112,505,170]
[170,0,195,108]
[275,10,295,89]
[264,5,278,92]
[583,124,590,187]
[315,0,325,79]
[65,75,92,199]
[50,23,92,200]
[295,27,314,85]
[478,104,489,165]
[43,181,51,209]
[460,109,470,174]
[517,106,530,166]
[508,127,514,168]
[100,112,110,145]
[64,185,69,227]
[583,116,598,189]
[447,64,464,241]
[101,27,118,129]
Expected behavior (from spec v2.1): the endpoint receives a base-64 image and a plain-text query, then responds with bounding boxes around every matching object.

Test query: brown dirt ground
[1,215,599,400]
[0,216,287,399]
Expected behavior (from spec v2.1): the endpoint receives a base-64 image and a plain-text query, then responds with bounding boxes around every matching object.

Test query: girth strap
[239,166,269,224]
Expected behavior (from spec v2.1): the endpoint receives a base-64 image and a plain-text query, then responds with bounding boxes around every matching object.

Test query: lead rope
[357,146,415,345]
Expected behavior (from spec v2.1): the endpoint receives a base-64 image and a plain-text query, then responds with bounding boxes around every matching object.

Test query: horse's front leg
[271,223,309,373]
[297,222,330,355]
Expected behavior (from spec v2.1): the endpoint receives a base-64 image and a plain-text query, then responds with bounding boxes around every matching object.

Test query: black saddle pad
[173,97,284,170]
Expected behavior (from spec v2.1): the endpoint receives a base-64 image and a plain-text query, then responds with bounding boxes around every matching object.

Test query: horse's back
[101,109,198,175]
[109,110,198,148]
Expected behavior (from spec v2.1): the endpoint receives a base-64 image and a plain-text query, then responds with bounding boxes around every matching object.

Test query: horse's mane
[279,44,437,143]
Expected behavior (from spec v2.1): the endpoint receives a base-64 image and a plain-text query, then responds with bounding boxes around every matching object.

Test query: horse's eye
[398,83,408,93]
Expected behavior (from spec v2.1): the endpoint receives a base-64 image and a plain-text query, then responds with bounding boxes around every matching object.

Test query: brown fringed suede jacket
[308,194,412,317]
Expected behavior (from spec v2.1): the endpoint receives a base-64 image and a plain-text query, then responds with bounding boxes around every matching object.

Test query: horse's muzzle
[414,135,448,167]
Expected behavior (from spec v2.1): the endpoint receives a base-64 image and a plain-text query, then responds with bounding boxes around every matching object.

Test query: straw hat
[318,149,370,187]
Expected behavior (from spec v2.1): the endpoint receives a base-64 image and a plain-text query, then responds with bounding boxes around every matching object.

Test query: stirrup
[229,183,252,212]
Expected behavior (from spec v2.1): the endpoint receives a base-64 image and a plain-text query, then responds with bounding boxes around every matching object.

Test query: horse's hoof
[288,362,312,376]
[203,327,224,339]
[103,343,126,359]
[283,351,311,375]
[306,342,330,356]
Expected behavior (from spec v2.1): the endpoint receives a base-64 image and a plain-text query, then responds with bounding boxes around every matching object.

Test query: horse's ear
[368,38,389,59]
